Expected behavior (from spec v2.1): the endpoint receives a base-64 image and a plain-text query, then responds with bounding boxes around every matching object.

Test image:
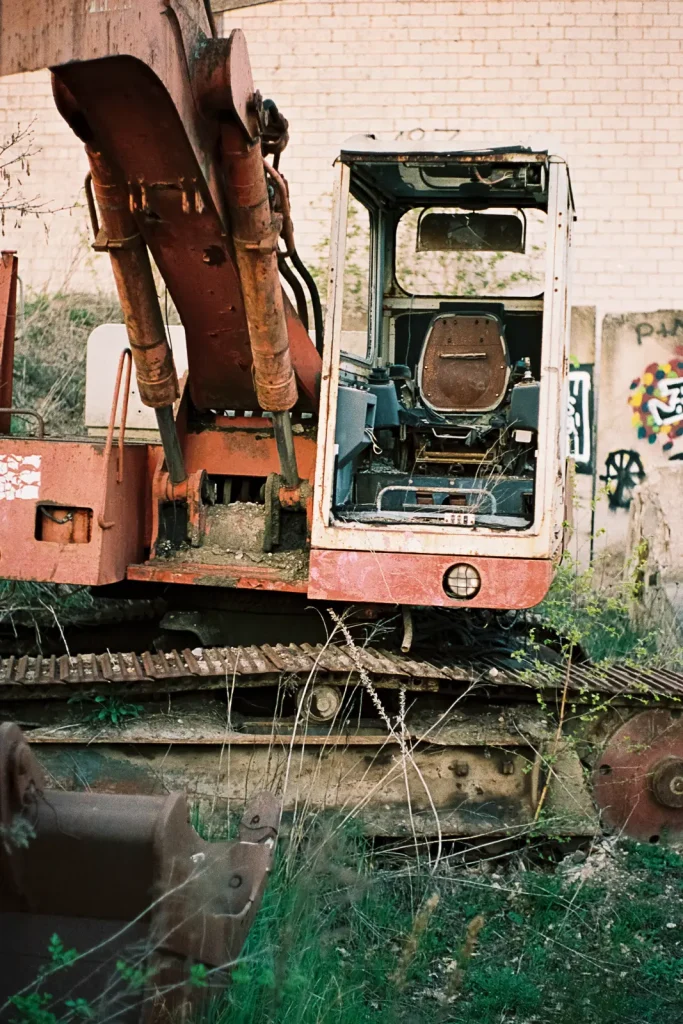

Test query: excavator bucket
[0,723,279,1020]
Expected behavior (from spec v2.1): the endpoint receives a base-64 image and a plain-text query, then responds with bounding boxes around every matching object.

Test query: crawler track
[0,642,681,702]
[2,642,682,841]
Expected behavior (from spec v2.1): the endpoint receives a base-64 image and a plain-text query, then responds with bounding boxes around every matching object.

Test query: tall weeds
[14,291,121,436]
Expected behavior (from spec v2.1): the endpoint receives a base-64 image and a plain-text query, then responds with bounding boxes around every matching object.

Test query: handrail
[0,408,45,438]
[98,348,132,530]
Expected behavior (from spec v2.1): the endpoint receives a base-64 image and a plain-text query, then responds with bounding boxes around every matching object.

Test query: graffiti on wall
[628,350,683,454]
[567,367,593,472]
[635,319,683,346]
[600,449,646,510]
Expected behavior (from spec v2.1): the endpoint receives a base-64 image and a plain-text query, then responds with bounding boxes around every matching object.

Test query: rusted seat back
[0,723,279,1021]
[418,312,510,413]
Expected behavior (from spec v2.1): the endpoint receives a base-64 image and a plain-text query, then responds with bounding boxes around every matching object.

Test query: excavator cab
[309,137,573,608]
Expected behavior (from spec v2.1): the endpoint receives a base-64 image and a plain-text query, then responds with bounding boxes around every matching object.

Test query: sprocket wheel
[593,709,683,843]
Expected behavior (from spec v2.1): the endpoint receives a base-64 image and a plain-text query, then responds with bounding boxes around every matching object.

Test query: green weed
[0,813,36,852]
[534,555,654,663]
[75,695,144,729]
[202,835,683,1024]
[0,580,93,619]
[46,936,77,972]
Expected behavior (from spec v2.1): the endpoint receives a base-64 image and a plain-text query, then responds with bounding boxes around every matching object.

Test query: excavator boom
[0,0,320,415]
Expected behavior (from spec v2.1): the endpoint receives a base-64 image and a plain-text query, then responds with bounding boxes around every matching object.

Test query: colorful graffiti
[628,351,683,453]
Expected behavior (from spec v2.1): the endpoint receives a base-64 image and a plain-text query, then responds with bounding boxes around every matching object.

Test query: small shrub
[74,695,144,729]
[534,554,652,662]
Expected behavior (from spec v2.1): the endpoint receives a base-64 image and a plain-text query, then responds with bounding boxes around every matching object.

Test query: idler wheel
[593,709,683,843]
[297,684,342,723]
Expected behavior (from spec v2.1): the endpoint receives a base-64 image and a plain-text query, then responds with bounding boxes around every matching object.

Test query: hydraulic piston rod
[85,147,187,486]
[221,131,300,487]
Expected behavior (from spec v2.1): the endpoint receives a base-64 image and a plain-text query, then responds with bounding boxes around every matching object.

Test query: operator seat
[417,312,510,414]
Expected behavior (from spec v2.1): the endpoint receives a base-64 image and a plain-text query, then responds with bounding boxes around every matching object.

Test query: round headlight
[444,563,481,600]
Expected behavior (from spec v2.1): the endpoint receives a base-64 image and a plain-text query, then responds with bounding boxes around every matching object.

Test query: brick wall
[0,0,681,309]
[0,70,98,292]
[223,0,683,309]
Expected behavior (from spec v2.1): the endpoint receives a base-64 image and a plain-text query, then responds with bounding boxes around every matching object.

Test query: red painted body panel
[307,549,553,609]
[181,426,317,481]
[0,439,147,586]
[0,427,317,590]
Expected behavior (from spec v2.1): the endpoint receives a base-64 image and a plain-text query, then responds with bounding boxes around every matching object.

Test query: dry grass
[13,291,121,436]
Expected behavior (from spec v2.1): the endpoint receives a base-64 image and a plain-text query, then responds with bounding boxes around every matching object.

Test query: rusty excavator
[0,0,680,855]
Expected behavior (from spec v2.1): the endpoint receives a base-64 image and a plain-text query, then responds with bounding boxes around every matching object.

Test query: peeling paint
[0,454,41,500]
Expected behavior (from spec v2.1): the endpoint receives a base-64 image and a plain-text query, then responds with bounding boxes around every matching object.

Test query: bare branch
[0,120,70,225]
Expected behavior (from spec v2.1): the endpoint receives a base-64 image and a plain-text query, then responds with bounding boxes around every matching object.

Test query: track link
[1,643,682,703]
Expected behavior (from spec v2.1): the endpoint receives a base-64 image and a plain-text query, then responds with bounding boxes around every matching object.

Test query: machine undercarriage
[0,596,681,847]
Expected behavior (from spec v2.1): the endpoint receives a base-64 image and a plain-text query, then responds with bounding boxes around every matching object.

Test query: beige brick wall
[223,0,683,309]
[0,69,99,292]
[0,0,681,308]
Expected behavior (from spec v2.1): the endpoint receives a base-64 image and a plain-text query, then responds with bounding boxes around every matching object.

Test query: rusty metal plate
[0,722,279,1017]
[418,313,510,413]
[593,709,683,843]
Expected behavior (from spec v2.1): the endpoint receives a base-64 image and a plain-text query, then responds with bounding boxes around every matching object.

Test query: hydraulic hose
[278,253,309,331]
[291,249,324,355]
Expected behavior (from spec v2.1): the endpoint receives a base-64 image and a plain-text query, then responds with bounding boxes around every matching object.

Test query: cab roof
[340,134,571,211]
